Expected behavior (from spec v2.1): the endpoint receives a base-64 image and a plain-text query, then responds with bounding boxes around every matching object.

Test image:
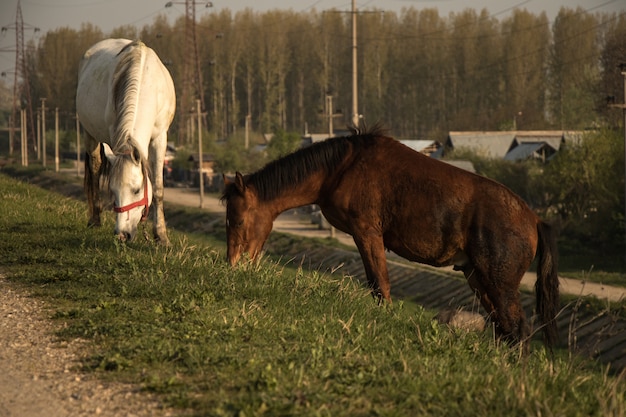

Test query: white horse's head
[102,143,153,242]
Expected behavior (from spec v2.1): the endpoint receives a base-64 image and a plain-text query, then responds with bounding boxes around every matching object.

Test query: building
[445,131,584,162]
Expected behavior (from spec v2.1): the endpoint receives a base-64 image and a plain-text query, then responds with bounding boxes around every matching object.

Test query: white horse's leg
[84,133,103,227]
[149,132,169,245]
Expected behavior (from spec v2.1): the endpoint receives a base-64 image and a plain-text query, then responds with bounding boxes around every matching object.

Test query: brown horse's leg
[466,267,528,345]
[84,136,103,227]
[465,268,496,317]
[491,288,528,346]
[353,233,391,302]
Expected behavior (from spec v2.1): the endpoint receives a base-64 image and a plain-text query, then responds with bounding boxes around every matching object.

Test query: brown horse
[221,126,559,347]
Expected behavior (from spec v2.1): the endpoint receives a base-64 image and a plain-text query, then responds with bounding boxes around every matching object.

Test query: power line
[1,0,39,157]
[165,0,213,145]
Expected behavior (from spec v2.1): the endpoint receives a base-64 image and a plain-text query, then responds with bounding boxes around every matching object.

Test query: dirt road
[0,274,172,417]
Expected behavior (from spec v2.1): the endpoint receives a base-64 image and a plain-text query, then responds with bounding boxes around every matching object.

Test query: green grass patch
[557,239,626,286]
[1,172,626,416]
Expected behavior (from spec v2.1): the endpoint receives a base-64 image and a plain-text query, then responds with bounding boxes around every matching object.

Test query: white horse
[76,38,175,244]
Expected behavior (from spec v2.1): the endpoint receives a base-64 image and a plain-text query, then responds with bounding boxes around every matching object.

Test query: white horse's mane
[111,40,145,153]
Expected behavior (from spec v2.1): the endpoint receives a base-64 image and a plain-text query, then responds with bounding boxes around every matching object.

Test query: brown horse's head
[221,172,273,266]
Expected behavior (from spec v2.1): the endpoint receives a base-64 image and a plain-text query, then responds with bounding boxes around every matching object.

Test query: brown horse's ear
[222,173,231,186]
[234,171,246,194]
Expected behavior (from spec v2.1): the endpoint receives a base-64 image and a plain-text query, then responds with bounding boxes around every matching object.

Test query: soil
[0,274,173,417]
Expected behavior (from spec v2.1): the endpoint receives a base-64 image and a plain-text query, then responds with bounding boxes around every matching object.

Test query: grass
[557,248,626,287]
[1,171,626,416]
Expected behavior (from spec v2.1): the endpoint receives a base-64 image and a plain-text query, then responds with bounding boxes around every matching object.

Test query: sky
[0,0,624,77]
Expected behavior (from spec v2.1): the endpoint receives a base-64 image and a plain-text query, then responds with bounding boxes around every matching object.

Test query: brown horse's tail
[535,221,560,348]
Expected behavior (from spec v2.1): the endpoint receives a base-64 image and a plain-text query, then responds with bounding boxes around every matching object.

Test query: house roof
[563,131,585,145]
[447,130,584,159]
[446,132,516,158]
[308,133,331,144]
[515,132,564,151]
[399,140,438,153]
[504,143,546,161]
[442,159,476,173]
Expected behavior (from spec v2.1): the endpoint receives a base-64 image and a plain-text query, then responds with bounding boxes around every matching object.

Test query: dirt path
[0,275,172,417]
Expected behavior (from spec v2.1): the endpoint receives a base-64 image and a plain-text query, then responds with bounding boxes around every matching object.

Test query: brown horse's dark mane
[223,124,388,202]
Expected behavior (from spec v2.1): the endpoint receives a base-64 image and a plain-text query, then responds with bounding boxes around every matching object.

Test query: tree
[218,10,243,136]
[548,7,601,129]
[15,5,626,142]
[36,26,102,112]
[311,10,348,132]
[109,25,138,40]
[256,11,291,132]
[543,129,624,247]
[448,9,502,131]
[265,129,301,161]
[138,15,178,137]
[599,12,626,127]
[283,12,313,132]
[230,10,257,133]
[360,10,391,127]
[385,8,448,137]
[201,10,231,138]
[500,10,551,130]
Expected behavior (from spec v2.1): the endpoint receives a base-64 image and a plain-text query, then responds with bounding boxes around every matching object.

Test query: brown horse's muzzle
[227,249,241,267]
[227,241,262,267]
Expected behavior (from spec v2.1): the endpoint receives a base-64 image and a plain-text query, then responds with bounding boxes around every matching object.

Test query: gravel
[0,275,175,417]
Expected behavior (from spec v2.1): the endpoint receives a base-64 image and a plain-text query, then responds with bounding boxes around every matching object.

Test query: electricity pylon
[166,0,211,145]
[1,0,39,156]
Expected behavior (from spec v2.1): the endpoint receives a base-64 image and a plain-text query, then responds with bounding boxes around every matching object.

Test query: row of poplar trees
[20,6,626,141]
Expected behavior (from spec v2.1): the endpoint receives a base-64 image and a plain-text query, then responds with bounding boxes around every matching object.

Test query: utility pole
[20,108,27,166]
[41,98,46,167]
[325,93,342,138]
[324,93,342,239]
[8,111,15,156]
[513,111,522,131]
[351,0,359,127]
[54,107,59,172]
[197,99,205,208]
[327,2,381,128]
[36,108,40,160]
[245,114,251,149]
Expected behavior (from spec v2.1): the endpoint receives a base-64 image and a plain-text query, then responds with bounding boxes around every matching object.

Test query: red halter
[113,177,149,222]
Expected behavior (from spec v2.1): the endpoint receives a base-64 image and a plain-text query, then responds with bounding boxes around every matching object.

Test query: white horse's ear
[131,146,141,164]
[101,142,116,164]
